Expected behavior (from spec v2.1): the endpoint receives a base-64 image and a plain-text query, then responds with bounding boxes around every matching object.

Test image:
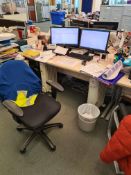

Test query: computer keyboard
[67,52,93,61]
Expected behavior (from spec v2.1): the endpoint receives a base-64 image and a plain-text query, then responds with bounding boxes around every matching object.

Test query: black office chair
[107,100,131,174]
[0,60,64,154]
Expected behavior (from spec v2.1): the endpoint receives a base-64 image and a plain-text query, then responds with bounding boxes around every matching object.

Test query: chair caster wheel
[20,148,26,154]
[17,128,23,132]
[59,123,63,128]
[50,145,56,152]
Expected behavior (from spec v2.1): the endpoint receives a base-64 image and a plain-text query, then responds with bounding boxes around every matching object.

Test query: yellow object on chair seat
[13,91,38,107]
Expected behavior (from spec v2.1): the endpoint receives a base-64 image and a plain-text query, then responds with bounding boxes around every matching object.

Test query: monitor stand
[92,50,108,60]
[67,50,94,63]
[82,50,108,65]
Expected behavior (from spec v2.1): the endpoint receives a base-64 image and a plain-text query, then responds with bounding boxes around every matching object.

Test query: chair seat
[20,94,61,129]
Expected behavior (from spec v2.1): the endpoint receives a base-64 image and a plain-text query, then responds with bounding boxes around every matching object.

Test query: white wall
[79,0,82,13]
[0,0,5,4]
[92,0,102,12]
[0,0,5,14]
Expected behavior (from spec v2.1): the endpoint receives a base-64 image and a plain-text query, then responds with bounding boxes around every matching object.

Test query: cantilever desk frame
[27,37,131,110]
[38,55,131,109]
[39,56,105,107]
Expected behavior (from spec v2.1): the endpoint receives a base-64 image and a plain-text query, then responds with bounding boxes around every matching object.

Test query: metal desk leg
[105,86,122,121]
[101,102,114,119]
[101,86,117,119]
[88,78,99,105]
[97,83,106,107]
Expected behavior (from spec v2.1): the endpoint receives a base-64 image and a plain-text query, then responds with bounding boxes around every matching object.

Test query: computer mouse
[123,58,131,66]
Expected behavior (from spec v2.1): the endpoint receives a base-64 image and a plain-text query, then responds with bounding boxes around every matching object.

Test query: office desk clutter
[1,0,131,173]
[102,61,123,80]
[109,32,131,56]
[50,27,110,62]
[0,32,16,41]
[0,14,131,175]
[49,27,126,85]
[54,46,68,55]
[124,58,131,66]
[0,33,19,63]
[80,60,125,86]
[98,61,125,86]
[113,47,130,64]
[24,27,131,87]
[35,51,56,62]
[24,27,131,98]
[22,49,40,59]
[21,48,56,62]
[80,62,108,78]
[68,11,99,28]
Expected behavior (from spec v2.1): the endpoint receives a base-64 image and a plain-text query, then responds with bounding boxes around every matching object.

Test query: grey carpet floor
[34,21,51,32]
[34,20,69,33]
[0,88,114,175]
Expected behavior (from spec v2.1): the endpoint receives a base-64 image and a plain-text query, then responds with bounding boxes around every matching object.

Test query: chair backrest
[0,60,41,101]
[107,102,131,175]
[108,102,131,138]
[107,106,124,174]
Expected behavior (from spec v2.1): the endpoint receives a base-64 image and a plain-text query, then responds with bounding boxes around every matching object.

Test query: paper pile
[0,33,18,60]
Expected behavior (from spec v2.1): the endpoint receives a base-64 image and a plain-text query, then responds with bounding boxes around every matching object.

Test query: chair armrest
[3,100,23,117]
[46,80,64,92]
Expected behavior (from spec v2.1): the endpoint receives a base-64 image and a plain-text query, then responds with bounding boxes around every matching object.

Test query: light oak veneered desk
[39,55,131,107]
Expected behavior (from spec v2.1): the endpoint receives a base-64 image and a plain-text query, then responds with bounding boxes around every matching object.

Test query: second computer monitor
[51,27,79,46]
[80,29,110,53]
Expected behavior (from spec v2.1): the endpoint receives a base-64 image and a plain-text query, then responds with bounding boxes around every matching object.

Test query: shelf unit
[100,5,131,31]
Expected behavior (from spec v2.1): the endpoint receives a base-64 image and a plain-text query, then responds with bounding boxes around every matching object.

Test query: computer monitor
[80,29,110,53]
[90,22,119,30]
[50,27,79,46]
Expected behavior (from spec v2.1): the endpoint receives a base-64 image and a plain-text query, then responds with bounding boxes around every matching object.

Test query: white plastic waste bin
[78,103,100,132]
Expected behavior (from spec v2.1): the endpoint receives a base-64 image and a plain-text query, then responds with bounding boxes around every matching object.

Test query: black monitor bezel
[79,28,110,53]
[50,26,80,46]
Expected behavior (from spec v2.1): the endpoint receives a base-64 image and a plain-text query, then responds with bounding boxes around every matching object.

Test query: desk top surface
[47,56,82,72]
[27,34,131,89]
[45,55,131,89]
